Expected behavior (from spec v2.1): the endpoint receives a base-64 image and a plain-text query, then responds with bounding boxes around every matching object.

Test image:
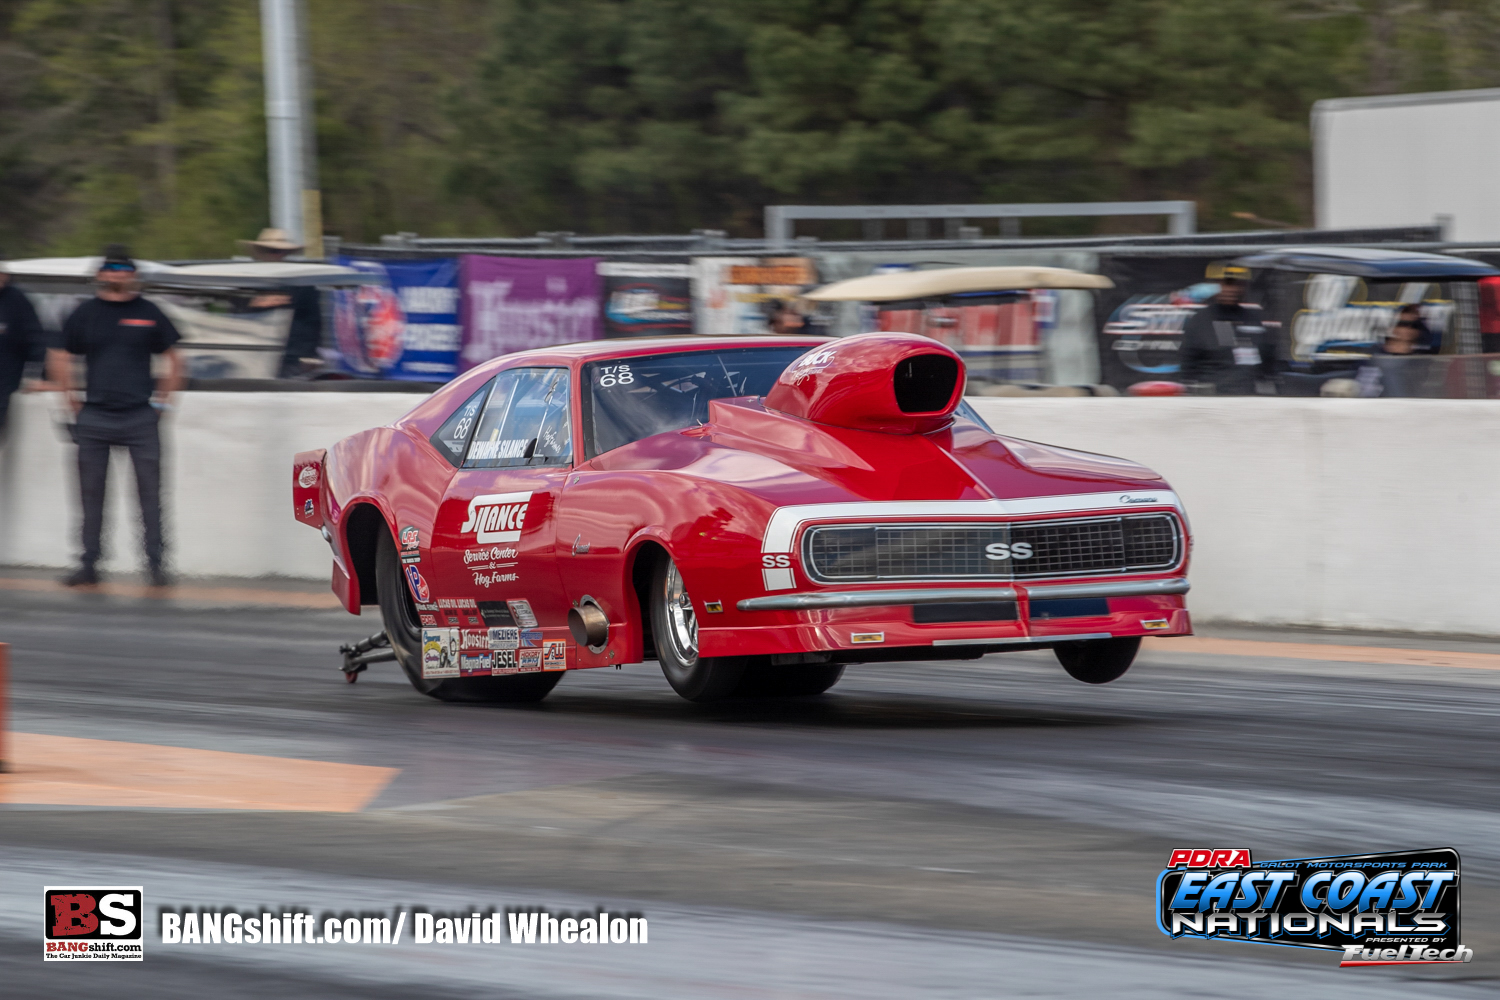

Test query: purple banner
[459,255,602,370]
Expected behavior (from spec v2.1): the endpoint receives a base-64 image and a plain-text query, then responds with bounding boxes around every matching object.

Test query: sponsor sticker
[44,887,143,961]
[421,628,459,679]
[399,525,420,552]
[517,648,543,672]
[850,632,885,644]
[459,652,492,677]
[404,564,431,604]
[460,492,533,544]
[492,648,518,675]
[419,614,437,627]
[459,629,490,652]
[543,640,568,671]
[478,601,515,627]
[303,499,314,518]
[519,628,542,648]
[507,600,538,628]
[298,465,318,489]
[488,627,519,650]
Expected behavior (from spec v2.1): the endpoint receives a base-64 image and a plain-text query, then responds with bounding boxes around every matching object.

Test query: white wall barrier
[970,397,1500,637]
[1,392,1494,636]
[0,392,420,581]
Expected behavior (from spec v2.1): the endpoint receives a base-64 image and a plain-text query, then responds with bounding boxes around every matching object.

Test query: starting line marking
[0,733,397,811]
[1143,636,1500,671]
[0,576,340,608]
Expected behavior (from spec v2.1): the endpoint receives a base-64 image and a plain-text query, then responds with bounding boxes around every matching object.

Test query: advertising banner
[333,257,461,380]
[598,262,693,336]
[1095,255,1218,391]
[692,257,818,336]
[459,256,601,370]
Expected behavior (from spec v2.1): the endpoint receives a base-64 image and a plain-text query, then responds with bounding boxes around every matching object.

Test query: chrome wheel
[663,561,699,663]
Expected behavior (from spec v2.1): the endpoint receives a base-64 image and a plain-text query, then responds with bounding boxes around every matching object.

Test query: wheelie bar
[339,631,397,683]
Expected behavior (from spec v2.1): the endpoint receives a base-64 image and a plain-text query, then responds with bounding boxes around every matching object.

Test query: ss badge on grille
[983,542,1033,561]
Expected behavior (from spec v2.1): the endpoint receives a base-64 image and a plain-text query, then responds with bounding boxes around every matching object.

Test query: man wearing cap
[47,245,183,587]
[1179,263,1275,395]
[241,227,323,377]
[0,257,46,435]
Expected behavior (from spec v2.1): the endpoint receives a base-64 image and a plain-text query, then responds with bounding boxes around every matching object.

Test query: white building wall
[1315,88,1500,241]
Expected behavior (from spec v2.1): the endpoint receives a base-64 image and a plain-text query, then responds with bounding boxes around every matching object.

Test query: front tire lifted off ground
[650,555,748,702]
[1054,636,1140,684]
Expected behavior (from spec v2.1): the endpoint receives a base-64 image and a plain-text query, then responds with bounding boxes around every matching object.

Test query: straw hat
[239,227,304,252]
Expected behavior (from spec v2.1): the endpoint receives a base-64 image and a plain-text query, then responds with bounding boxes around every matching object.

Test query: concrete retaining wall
[0,393,420,581]
[1,392,1492,635]
[970,397,1499,636]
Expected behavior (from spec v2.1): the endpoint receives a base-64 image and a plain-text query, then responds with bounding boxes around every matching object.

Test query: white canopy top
[1,257,374,288]
[802,265,1114,302]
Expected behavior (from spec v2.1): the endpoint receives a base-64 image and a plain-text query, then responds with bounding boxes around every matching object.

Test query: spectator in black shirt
[1179,263,1274,395]
[0,259,46,435]
[239,227,323,377]
[47,245,183,587]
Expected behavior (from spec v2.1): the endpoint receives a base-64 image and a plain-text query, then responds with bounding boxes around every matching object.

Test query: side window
[430,380,493,467]
[465,367,573,469]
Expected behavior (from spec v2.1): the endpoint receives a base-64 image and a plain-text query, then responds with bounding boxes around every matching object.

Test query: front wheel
[376,530,561,703]
[651,556,746,702]
[1054,636,1140,684]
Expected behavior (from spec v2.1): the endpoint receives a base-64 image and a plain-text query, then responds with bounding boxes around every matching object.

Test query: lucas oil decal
[404,564,431,604]
[461,492,532,544]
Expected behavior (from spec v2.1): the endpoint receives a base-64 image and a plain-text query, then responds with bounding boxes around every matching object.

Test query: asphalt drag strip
[1,584,1498,995]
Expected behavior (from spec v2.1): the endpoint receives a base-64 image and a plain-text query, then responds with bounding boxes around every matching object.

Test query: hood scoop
[764,333,964,435]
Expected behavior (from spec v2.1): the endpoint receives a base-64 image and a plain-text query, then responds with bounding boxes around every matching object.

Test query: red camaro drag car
[294,332,1191,703]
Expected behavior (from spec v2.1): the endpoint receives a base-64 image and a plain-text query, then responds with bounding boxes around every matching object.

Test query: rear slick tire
[1054,636,1140,685]
[651,555,746,703]
[376,530,561,703]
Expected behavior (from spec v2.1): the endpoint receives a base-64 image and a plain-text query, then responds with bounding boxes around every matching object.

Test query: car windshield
[581,346,815,458]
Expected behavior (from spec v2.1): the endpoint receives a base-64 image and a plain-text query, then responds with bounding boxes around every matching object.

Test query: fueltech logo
[461,492,532,543]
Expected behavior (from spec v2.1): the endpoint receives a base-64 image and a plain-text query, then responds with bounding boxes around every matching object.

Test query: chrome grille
[803,514,1181,583]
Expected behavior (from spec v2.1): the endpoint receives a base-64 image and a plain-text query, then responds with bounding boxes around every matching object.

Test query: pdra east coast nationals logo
[1157,849,1471,966]
[43,886,144,961]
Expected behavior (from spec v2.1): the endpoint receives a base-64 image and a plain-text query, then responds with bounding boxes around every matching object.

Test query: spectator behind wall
[1382,303,1440,355]
[0,255,46,435]
[1178,263,1276,395]
[239,227,323,378]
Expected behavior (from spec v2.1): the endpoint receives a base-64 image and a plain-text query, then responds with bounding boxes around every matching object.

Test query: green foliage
[5,0,1500,255]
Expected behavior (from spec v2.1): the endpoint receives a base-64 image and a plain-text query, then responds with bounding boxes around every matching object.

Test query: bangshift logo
[44,886,144,961]
[461,492,532,544]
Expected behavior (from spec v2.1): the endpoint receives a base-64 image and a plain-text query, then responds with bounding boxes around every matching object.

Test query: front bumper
[700,579,1191,659]
[736,577,1189,611]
